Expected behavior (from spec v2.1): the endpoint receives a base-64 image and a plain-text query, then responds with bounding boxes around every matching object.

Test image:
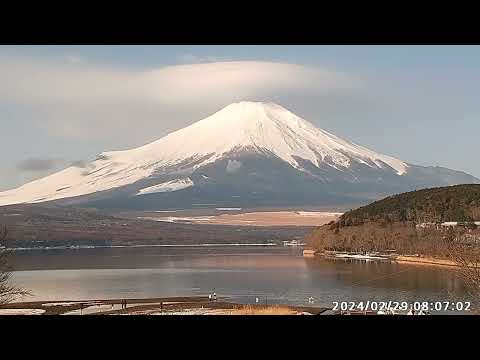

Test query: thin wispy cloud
[17,157,66,172]
[178,54,232,64]
[0,157,71,191]
[69,160,88,168]
[65,54,83,64]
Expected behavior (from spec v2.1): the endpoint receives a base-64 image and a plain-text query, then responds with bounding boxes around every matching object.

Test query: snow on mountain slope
[136,178,194,196]
[111,101,408,175]
[0,101,409,206]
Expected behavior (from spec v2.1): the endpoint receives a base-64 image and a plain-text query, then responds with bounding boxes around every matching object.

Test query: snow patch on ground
[0,309,46,315]
[42,302,81,306]
[144,216,214,223]
[295,211,343,217]
[150,308,228,315]
[62,304,122,315]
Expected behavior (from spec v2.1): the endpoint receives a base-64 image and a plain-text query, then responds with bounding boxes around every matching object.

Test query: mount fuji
[1,101,478,209]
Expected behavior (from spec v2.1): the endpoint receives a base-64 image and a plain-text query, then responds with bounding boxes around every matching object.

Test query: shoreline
[6,243,281,251]
[393,255,459,268]
[310,250,461,269]
[0,296,330,316]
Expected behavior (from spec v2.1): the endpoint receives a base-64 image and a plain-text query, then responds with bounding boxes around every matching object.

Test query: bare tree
[445,230,480,308]
[0,226,31,305]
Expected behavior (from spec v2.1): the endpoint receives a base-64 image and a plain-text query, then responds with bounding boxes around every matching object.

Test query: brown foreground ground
[0,296,330,315]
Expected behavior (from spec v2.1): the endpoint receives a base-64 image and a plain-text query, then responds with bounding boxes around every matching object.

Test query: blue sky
[1,45,480,190]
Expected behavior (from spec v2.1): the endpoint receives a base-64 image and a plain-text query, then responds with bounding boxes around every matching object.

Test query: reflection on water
[303,258,466,306]
[10,247,469,310]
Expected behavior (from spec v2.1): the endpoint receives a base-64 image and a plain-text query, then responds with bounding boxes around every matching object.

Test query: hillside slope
[339,184,480,225]
[306,184,480,256]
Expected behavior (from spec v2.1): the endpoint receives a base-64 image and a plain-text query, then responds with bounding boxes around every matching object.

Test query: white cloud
[144,62,350,104]
[0,56,356,142]
[0,58,351,105]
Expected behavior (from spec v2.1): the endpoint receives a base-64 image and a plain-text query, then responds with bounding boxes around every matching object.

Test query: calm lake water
[10,246,471,311]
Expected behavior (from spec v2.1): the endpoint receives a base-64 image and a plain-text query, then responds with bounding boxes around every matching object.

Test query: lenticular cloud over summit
[0,59,345,105]
[0,58,353,144]
[0,102,478,209]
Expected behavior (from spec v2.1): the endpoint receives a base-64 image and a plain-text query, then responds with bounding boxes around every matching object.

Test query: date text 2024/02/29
[332,301,472,313]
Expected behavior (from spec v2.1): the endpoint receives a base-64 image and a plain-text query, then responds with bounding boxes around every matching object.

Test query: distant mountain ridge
[0,102,478,209]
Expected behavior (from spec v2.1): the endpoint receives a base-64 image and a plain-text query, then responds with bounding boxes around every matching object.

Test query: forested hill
[339,184,480,225]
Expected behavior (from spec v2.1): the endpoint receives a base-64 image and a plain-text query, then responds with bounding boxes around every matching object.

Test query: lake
[9,246,470,312]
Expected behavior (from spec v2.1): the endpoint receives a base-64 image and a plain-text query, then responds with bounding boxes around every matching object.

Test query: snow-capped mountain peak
[105,101,408,174]
[4,101,474,208]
